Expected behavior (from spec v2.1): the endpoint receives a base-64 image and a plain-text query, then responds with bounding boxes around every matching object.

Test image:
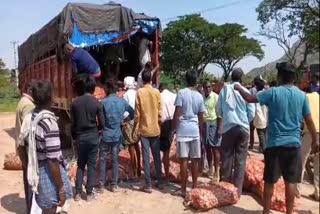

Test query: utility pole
[11,41,18,70]
[11,41,19,86]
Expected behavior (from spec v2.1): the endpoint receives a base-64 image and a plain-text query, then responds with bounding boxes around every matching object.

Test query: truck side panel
[19,55,72,110]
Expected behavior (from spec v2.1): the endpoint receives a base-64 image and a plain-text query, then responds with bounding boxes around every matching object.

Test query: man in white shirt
[159,83,176,183]
[253,77,268,152]
[123,76,141,179]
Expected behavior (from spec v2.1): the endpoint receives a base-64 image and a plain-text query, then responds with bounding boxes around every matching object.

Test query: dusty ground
[0,113,318,214]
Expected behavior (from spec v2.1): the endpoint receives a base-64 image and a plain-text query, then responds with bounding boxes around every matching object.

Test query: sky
[0,0,285,76]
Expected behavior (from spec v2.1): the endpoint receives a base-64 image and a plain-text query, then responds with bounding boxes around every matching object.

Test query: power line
[161,0,257,23]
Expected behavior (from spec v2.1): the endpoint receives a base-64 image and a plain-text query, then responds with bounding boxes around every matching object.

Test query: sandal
[139,185,152,194]
[171,189,186,198]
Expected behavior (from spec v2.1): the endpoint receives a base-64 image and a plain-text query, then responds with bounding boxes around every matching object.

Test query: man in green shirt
[202,81,222,182]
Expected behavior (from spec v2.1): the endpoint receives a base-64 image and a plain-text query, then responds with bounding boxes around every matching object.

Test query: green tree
[161,14,218,81]
[257,0,319,50]
[256,0,319,81]
[213,23,264,81]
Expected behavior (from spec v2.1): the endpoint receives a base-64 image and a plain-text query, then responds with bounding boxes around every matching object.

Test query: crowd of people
[15,51,319,214]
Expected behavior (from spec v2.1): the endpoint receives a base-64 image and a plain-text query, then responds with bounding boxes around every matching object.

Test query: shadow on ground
[1,193,25,214]
[4,127,16,140]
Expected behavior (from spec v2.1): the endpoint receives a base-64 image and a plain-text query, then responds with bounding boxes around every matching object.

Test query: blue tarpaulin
[70,20,159,47]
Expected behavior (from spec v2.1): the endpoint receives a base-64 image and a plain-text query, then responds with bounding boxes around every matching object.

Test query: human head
[254,75,266,92]
[32,80,52,109]
[276,62,295,85]
[142,68,152,84]
[64,43,75,56]
[124,76,136,90]
[84,76,96,94]
[23,79,37,95]
[231,68,244,83]
[269,81,277,87]
[202,80,212,97]
[145,62,153,71]
[105,80,117,95]
[186,71,197,87]
[158,83,168,92]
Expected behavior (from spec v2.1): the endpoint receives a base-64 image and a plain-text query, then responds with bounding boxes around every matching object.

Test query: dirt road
[0,113,318,214]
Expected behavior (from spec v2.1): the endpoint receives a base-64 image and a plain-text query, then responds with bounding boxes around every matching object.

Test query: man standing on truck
[64,43,101,78]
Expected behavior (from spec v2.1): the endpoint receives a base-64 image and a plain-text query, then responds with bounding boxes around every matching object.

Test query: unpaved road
[0,113,318,214]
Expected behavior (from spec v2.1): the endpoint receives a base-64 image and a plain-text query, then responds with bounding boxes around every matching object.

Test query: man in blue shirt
[64,43,101,78]
[217,68,255,196]
[97,80,134,193]
[235,62,319,214]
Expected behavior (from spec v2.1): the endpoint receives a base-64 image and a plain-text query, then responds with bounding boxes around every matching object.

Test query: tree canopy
[213,23,264,81]
[161,14,264,81]
[256,0,320,50]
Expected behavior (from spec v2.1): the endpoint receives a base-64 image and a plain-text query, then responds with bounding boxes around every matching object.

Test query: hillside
[247,42,319,78]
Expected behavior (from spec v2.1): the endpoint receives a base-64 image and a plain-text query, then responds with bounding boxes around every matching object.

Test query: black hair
[186,71,197,87]
[24,79,37,94]
[84,76,96,94]
[105,80,118,94]
[117,81,124,90]
[255,79,265,91]
[159,82,168,92]
[145,62,153,70]
[142,68,152,83]
[231,68,244,82]
[32,80,52,109]
[276,62,295,84]
[269,81,277,87]
[202,80,211,87]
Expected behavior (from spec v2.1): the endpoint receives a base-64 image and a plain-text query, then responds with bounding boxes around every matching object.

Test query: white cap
[124,76,136,89]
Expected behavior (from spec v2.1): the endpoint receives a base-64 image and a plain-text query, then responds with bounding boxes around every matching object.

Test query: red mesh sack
[185,186,218,211]
[185,182,239,211]
[3,153,22,170]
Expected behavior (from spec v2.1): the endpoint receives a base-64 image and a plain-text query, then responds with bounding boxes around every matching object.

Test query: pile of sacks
[3,153,22,170]
[244,158,299,212]
[185,182,239,211]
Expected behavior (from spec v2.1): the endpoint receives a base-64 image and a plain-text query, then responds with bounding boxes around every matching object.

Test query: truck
[18,3,161,147]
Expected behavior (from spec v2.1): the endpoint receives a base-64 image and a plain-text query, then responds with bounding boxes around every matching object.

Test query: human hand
[57,188,66,207]
[170,131,175,143]
[217,127,223,138]
[234,84,242,91]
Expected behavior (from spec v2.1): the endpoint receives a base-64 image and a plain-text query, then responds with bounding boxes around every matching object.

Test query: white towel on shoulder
[224,83,237,110]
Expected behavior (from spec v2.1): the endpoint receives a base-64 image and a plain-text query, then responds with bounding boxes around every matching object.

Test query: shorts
[264,146,302,184]
[160,120,172,152]
[176,139,201,159]
[204,120,221,147]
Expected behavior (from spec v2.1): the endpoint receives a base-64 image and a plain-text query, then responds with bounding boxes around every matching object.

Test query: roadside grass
[0,98,18,112]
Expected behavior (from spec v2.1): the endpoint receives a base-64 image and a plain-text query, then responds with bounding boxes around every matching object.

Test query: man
[202,81,222,182]
[16,81,36,214]
[170,71,205,197]
[159,83,176,183]
[296,86,320,200]
[217,68,255,196]
[98,80,134,193]
[64,43,101,78]
[123,76,141,180]
[252,77,268,152]
[133,67,163,193]
[234,62,319,214]
[71,76,105,201]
